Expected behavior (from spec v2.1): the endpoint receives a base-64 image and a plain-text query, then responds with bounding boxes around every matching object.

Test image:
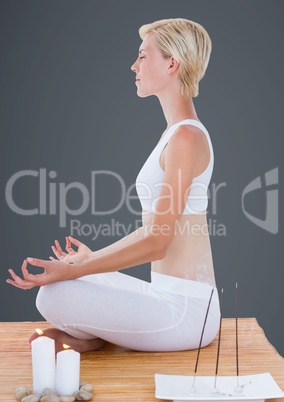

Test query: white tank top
[135,119,214,215]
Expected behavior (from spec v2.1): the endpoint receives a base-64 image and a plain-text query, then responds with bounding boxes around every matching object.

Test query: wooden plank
[0,318,283,401]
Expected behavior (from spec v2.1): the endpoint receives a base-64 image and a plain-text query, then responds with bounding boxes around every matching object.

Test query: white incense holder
[155,372,284,401]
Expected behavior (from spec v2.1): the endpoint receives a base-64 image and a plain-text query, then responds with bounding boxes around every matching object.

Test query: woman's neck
[157,89,199,129]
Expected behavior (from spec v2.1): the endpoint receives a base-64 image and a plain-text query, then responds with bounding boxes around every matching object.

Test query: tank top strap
[157,119,208,150]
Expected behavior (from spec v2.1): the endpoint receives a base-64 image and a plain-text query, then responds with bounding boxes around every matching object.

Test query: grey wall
[1,1,283,356]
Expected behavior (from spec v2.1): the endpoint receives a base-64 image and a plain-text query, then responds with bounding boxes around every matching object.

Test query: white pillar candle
[31,330,56,394]
[56,345,80,396]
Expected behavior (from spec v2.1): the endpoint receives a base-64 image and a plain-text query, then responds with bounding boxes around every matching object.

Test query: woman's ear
[168,56,179,75]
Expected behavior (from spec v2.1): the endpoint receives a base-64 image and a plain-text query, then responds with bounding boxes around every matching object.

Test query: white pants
[36,271,220,352]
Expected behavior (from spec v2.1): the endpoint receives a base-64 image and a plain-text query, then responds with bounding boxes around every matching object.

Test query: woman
[7,18,220,353]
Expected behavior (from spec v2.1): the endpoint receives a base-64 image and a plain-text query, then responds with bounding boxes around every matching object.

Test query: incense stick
[213,288,223,390]
[236,283,239,379]
[191,288,214,390]
[234,282,243,392]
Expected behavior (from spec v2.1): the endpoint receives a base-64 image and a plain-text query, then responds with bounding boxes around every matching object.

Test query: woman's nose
[131,60,138,73]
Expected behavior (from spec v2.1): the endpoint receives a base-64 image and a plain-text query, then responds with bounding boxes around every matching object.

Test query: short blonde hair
[139,18,212,97]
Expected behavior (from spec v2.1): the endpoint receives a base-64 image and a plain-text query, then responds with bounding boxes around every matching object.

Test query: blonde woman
[7,18,220,353]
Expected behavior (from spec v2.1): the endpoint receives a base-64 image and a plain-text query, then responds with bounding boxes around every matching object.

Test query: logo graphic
[242,168,278,234]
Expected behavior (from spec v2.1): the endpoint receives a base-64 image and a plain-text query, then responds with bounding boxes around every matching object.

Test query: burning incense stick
[191,288,214,391]
[236,283,239,379]
[213,288,223,391]
[235,283,243,393]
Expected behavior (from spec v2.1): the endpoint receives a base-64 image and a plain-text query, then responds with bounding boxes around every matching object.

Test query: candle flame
[35,328,44,336]
[63,343,71,350]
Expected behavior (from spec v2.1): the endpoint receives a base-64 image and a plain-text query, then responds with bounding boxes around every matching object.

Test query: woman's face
[131,33,171,98]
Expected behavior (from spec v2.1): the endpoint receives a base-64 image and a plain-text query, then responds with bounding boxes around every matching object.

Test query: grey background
[1,1,283,356]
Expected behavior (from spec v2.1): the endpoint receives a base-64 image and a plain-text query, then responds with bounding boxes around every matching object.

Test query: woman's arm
[67,226,164,278]
[51,225,153,263]
[89,225,155,260]
[73,125,202,277]
[53,223,166,265]
[6,225,165,289]
[6,125,202,288]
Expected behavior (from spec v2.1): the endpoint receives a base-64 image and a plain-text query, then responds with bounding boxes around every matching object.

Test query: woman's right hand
[50,236,92,264]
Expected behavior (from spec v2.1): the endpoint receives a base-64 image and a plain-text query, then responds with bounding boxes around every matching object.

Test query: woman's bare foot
[28,328,106,354]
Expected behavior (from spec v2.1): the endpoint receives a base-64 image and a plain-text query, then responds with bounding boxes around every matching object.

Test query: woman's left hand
[50,237,92,264]
[6,258,73,290]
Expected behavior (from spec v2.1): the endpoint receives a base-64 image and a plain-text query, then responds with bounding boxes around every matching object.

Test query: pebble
[15,386,32,400]
[73,390,93,401]
[15,383,94,402]
[41,388,57,396]
[41,395,60,402]
[21,395,41,402]
[80,384,94,393]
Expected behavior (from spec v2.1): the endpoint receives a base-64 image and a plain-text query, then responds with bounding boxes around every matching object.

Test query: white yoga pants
[36,271,220,352]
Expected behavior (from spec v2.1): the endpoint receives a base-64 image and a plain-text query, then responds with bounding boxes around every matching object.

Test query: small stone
[60,397,75,402]
[73,390,93,401]
[79,381,86,388]
[41,395,60,402]
[41,388,56,396]
[15,386,32,400]
[21,395,41,402]
[80,384,94,393]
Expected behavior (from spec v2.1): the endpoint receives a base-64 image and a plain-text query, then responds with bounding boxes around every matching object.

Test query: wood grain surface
[0,318,283,401]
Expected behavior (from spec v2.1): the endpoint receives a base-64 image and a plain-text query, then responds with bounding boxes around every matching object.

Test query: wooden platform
[0,318,283,401]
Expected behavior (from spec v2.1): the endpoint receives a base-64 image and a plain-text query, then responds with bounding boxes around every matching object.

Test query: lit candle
[31,329,56,394]
[56,344,80,396]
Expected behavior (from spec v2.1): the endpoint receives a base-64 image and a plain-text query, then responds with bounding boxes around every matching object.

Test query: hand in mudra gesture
[6,237,93,290]
[50,236,92,264]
